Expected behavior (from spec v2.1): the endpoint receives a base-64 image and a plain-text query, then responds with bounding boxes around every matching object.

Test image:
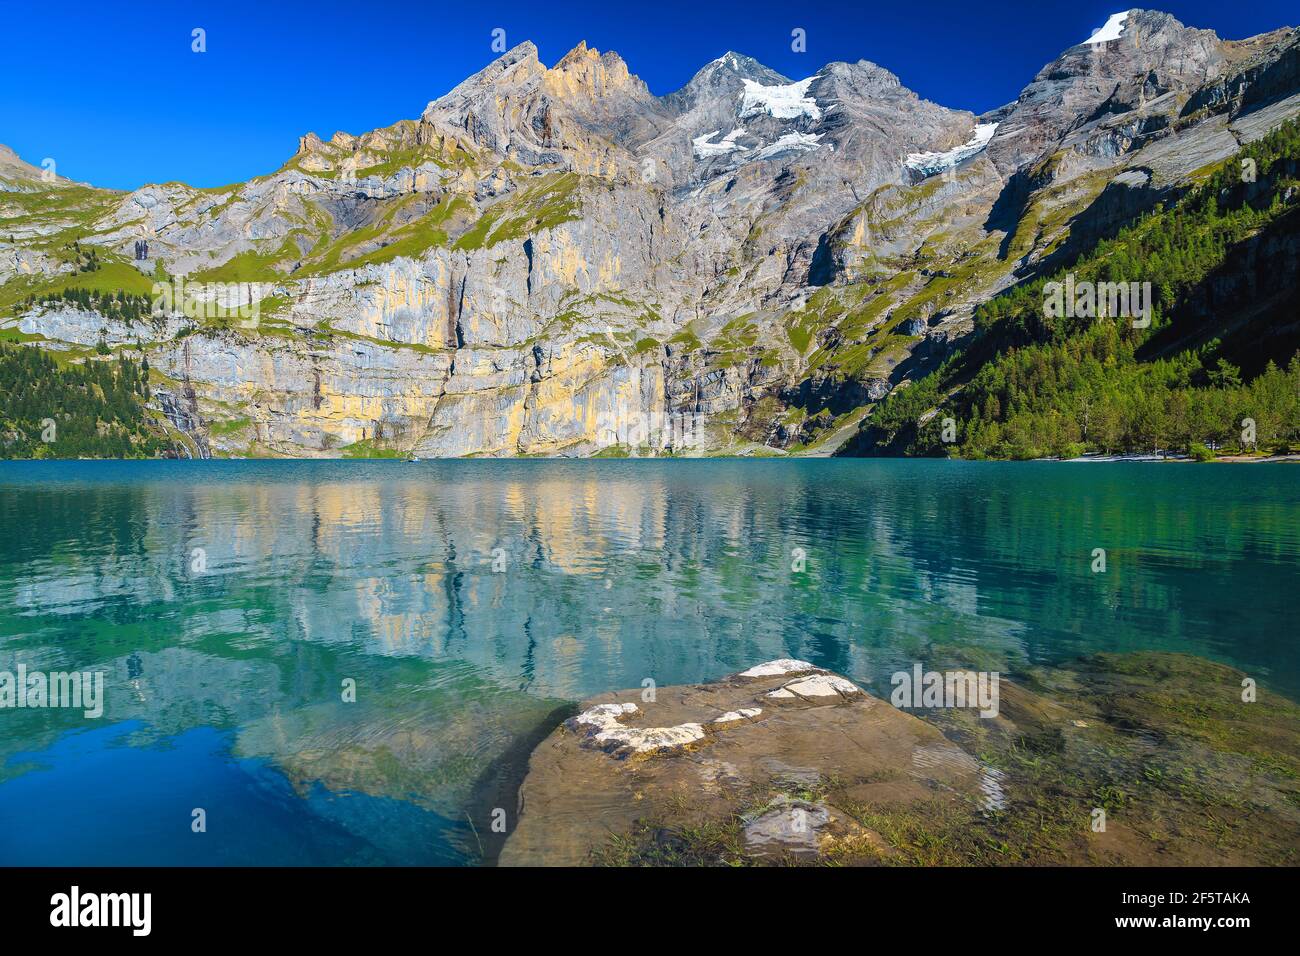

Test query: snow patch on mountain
[1085,12,1129,45]
[740,78,821,121]
[903,123,998,177]
[693,128,748,159]
[753,131,825,161]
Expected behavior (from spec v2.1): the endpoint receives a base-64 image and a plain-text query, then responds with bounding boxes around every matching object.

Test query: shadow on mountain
[1034,169,1182,276]
[984,169,1036,261]
[1138,204,1300,376]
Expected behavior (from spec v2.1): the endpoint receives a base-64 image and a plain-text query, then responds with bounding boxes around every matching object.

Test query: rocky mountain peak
[295,131,325,154]
[486,39,542,72]
[708,51,790,83]
[811,59,908,103]
[661,52,791,115]
[555,39,593,66]
[985,8,1230,174]
[422,40,546,120]
[1073,9,1206,49]
[1045,8,1226,85]
[552,40,631,75]
[543,41,653,103]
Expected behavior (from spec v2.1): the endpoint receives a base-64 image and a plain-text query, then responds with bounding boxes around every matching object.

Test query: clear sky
[1,1,1294,191]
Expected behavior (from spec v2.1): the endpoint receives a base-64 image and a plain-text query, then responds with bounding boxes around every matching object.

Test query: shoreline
[1056,453,1300,464]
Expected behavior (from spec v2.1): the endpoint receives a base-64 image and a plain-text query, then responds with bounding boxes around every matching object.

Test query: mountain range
[1,8,1298,458]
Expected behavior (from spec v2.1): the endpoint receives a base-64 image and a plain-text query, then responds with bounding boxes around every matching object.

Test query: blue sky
[1,1,1294,190]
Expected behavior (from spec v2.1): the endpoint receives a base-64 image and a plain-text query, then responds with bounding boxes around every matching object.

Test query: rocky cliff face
[2,9,1298,457]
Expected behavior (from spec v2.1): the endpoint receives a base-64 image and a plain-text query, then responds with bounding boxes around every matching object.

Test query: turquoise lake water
[0,459,1296,864]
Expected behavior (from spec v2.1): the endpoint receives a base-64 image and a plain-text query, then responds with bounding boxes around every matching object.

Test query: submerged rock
[499,652,1300,866]
[499,660,982,865]
[741,797,832,860]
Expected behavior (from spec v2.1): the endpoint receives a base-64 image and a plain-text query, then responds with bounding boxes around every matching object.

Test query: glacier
[739,77,821,121]
[753,131,825,161]
[903,123,998,177]
[693,128,748,159]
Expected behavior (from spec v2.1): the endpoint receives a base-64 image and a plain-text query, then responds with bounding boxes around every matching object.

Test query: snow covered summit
[1085,12,1130,46]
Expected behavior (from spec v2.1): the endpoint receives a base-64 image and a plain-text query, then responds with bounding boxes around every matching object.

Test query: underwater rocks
[741,796,833,860]
[498,660,984,865]
[499,652,1300,866]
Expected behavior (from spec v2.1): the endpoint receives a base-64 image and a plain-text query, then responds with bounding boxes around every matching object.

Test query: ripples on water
[0,459,1296,864]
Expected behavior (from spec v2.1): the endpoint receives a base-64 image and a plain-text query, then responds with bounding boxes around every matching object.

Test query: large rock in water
[499,660,984,866]
[501,652,1300,866]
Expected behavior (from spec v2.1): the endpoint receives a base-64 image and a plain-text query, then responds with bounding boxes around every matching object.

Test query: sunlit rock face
[4,16,1299,457]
